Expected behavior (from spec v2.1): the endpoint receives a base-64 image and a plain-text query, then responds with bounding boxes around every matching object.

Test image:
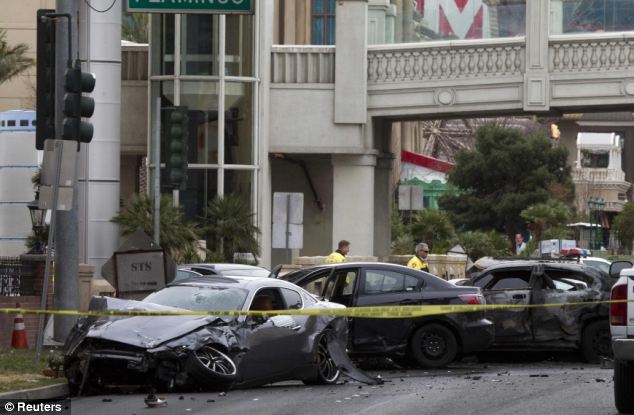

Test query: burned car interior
[469,261,614,361]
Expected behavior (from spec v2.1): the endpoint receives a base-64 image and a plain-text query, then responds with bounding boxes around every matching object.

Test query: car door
[352,268,423,351]
[531,268,596,343]
[239,287,306,381]
[476,268,533,344]
[294,269,333,299]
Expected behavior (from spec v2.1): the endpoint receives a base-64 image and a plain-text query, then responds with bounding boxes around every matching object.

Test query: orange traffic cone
[11,303,29,349]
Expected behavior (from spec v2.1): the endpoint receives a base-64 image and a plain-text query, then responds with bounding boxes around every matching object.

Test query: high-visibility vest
[325,251,346,264]
[407,255,429,271]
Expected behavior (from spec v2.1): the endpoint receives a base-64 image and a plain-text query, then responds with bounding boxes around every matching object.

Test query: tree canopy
[439,124,573,236]
[411,208,454,253]
[614,202,634,243]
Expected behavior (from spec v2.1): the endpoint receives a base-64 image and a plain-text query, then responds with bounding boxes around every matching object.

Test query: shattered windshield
[143,286,249,312]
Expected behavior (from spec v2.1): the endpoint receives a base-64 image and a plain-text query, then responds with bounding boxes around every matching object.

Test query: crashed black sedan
[64,276,359,395]
[283,262,494,368]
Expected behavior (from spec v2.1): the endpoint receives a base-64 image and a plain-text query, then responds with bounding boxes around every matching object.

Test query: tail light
[611,283,628,326]
[459,294,485,305]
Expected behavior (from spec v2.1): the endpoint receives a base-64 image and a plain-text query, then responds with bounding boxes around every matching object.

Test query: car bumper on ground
[613,338,634,361]
[461,319,495,353]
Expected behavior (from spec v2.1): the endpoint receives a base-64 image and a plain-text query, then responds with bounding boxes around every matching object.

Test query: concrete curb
[0,382,68,400]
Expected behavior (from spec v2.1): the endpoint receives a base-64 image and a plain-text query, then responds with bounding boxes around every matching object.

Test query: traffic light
[164,106,189,190]
[62,61,96,143]
[36,9,56,150]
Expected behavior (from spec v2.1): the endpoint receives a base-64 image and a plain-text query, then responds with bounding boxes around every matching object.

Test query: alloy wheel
[195,346,237,376]
[316,337,340,382]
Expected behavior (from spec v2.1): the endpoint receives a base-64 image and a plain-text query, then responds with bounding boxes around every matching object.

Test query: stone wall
[293,254,467,279]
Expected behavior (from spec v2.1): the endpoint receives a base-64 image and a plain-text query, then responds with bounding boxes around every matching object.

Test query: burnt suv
[466,260,617,362]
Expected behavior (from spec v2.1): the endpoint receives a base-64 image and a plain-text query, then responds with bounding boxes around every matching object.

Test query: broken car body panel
[283,262,494,366]
[64,276,376,395]
[470,261,613,352]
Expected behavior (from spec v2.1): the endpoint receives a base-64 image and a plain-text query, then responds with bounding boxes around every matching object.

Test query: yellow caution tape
[0,299,628,319]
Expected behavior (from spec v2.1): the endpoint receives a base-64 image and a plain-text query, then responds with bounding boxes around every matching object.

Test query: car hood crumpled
[83,296,228,349]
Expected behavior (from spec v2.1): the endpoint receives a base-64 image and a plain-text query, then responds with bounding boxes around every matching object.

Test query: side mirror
[609,261,633,278]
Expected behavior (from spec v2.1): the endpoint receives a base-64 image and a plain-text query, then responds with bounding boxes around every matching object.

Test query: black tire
[410,323,458,369]
[303,332,340,385]
[186,345,238,389]
[615,358,634,413]
[581,320,612,363]
[64,358,83,397]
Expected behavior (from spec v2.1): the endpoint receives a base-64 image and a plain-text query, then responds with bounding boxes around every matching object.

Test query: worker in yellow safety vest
[407,243,430,271]
[325,240,350,264]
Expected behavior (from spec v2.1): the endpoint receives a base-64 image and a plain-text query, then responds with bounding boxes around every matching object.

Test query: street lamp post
[26,195,45,255]
[587,198,606,250]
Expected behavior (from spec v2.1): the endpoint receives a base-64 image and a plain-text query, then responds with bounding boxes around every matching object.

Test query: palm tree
[201,196,260,263]
[111,194,201,260]
[0,29,34,85]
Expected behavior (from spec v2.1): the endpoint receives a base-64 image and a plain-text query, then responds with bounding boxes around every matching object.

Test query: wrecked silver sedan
[64,276,358,395]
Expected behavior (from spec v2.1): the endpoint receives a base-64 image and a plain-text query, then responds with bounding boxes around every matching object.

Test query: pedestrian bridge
[271,31,634,120]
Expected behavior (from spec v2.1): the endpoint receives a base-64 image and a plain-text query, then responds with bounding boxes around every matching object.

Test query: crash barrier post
[0,299,631,319]
[11,303,29,349]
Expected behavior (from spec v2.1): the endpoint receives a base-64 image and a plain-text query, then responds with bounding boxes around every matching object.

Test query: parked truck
[608,261,634,413]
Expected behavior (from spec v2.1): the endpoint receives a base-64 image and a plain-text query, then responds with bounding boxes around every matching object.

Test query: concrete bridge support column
[332,154,376,256]
[335,0,367,124]
[524,0,551,111]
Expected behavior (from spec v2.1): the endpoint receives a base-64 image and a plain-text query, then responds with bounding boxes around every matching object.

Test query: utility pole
[53,0,80,342]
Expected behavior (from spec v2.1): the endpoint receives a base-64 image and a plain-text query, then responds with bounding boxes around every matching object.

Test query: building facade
[143,0,634,268]
[7,0,634,267]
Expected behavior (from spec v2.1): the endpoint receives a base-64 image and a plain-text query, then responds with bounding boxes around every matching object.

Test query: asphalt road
[71,357,618,415]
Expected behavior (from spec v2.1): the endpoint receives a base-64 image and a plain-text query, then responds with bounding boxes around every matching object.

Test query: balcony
[572,168,625,183]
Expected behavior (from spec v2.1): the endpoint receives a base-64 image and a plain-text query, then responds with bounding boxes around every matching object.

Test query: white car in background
[579,257,611,274]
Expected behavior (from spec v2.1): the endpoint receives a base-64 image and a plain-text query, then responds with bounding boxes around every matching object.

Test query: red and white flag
[422,0,491,40]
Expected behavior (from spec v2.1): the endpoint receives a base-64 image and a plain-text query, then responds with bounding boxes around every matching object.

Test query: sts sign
[115,251,166,293]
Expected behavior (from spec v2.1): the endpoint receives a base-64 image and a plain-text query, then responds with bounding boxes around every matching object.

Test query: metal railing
[0,257,36,296]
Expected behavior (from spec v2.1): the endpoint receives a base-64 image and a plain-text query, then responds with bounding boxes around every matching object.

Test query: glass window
[150,14,175,75]
[181,14,220,76]
[363,270,416,294]
[371,0,526,45]
[490,272,531,290]
[225,82,254,165]
[225,169,253,210]
[281,288,303,309]
[582,260,610,274]
[554,0,634,35]
[312,0,336,45]
[226,14,254,77]
[180,81,220,165]
[581,149,609,168]
[300,271,330,297]
[180,169,218,222]
[144,285,248,312]
[333,270,357,296]
[472,273,494,289]
[405,276,419,291]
